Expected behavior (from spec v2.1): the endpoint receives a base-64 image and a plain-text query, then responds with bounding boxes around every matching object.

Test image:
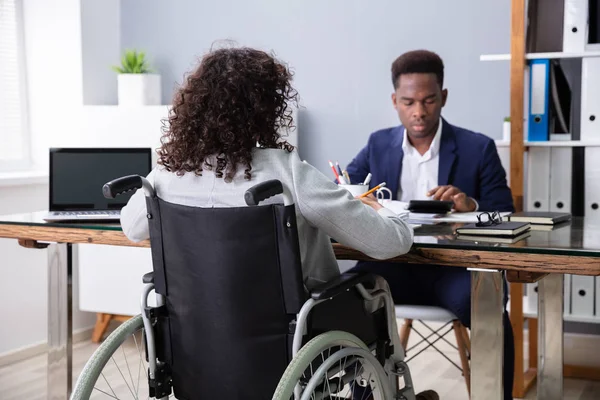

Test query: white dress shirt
[398,119,478,210]
[398,119,442,202]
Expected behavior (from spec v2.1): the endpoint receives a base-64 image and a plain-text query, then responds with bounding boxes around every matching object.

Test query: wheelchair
[70,175,417,400]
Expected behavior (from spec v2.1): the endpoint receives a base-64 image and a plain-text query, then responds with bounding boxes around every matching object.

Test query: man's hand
[426,185,476,212]
[357,193,383,211]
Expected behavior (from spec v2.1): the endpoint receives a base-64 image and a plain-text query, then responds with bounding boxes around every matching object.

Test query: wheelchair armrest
[310,272,375,300]
[142,272,154,284]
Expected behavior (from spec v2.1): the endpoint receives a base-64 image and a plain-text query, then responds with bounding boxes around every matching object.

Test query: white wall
[0,184,48,355]
[119,0,511,174]
[0,182,103,356]
[0,0,173,357]
[24,0,85,172]
[1,0,95,357]
[81,0,120,105]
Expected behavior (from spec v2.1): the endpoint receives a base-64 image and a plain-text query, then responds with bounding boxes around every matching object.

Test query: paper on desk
[381,200,511,223]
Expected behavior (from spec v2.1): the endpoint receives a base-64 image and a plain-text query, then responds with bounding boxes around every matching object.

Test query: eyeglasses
[476,211,503,227]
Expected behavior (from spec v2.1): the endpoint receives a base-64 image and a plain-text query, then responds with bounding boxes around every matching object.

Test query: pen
[358,182,386,198]
[329,160,347,184]
[335,161,343,177]
[363,173,372,185]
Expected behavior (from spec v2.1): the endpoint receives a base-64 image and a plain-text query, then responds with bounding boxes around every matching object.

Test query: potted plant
[112,49,161,106]
[503,116,511,142]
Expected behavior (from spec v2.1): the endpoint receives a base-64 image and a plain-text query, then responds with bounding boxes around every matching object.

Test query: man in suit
[346,49,515,399]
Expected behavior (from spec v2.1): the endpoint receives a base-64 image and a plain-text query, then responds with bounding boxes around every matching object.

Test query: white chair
[396,305,471,397]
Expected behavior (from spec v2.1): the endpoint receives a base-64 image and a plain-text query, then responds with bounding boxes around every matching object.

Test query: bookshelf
[487,0,600,396]
[496,140,600,147]
[480,50,600,61]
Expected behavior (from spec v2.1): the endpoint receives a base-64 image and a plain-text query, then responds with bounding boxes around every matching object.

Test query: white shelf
[527,140,600,147]
[521,296,600,324]
[0,170,48,187]
[494,140,600,148]
[480,50,600,61]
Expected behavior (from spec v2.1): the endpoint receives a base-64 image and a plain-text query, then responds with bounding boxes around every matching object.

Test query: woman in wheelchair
[72,46,438,400]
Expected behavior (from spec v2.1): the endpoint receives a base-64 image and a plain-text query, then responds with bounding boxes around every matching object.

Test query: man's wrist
[469,197,479,212]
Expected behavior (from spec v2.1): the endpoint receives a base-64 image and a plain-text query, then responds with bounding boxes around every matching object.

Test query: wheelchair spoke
[324,367,332,398]
[111,355,137,399]
[98,372,119,399]
[350,357,358,399]
[360,371,373,400]
[93,385,120,399]
[132,333,144,397]
[121,344,137,399]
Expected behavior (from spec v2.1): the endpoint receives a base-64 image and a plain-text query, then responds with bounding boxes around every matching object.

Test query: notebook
[457,231,531,244]
[43,148,152,222]
[529,220,571,231]
[455,221,531,237]
[507,211,571,225]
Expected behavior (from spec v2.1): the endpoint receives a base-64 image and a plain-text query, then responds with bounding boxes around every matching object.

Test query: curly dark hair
[157,46,298,182]
[391,49,444,89]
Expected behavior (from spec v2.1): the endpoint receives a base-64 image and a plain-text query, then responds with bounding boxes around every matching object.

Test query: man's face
[392,73,448,139]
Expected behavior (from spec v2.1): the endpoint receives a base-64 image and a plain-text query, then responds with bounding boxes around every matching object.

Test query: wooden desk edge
[2,224,599,276]
[0,224,150,248]
[333,244,600,277]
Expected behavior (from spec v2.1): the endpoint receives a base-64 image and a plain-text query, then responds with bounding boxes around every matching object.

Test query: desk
[1,212,600,400]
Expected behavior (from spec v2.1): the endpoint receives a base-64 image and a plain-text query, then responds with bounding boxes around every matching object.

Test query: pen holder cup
[340,184,391,200]
[376,187,393,204]
[340,184,369,197]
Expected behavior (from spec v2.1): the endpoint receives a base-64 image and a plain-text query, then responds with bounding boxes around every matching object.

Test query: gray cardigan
[120,148,414,288]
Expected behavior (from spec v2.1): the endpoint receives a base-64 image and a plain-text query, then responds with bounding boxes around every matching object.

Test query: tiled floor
[1,320,599,399]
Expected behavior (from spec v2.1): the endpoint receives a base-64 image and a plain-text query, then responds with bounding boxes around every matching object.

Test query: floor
[1,320,599,399]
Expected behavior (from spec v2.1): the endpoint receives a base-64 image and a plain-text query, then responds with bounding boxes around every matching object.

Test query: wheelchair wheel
[273,331,393,400]
[71,314,166,399]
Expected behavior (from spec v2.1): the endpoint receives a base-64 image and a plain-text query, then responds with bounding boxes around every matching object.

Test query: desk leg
[47,243,72,399]
[537,274,563,400]
[470,270,504,400]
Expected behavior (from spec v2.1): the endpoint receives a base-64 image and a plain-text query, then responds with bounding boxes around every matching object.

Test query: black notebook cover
[507,212,571,225]
[456,221,531,237]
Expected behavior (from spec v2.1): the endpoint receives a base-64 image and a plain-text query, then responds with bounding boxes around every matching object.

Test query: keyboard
[44,210,121,221]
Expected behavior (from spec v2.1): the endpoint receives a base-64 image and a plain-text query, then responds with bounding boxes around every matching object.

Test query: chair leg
[399,319,413,349]
[460,324,471,355]
[91,313,112,343]
[453,320,471,398]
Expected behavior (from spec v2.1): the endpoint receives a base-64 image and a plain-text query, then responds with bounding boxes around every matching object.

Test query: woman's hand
[357,193,383,211]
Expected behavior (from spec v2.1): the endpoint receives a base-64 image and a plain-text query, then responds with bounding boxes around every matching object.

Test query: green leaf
[112,48,155,74]
[126,51,136,71]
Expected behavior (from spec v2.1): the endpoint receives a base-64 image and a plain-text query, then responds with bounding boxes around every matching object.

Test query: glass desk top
[0,211,123,231]
[1,211,600,257]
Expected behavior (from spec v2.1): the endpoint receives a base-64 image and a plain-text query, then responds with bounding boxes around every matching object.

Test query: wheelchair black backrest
[145,193,306,399]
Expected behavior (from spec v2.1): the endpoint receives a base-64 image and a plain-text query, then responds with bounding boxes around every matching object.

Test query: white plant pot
[503,121,511,142]
[117,73,161,106]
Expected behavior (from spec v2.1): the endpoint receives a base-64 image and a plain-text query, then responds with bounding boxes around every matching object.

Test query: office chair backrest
[144,194,306,399]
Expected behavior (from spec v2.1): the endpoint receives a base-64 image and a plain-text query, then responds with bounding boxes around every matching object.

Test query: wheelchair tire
[71,314,145,400]
[272,330,393,400]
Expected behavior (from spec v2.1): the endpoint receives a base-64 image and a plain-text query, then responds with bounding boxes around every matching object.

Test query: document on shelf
[381,201,511,224]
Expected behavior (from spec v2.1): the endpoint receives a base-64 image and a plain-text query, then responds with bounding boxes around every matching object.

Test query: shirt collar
[401,117,443,157]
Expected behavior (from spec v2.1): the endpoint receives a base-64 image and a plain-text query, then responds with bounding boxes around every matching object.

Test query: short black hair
[391,50,444,89]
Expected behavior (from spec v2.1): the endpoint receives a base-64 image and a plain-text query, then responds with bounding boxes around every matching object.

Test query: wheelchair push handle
[244,179,285,206]
[103,175,155,199]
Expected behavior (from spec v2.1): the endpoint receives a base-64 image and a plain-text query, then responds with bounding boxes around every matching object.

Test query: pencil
[358,182,386,198]
[342,170,351,184]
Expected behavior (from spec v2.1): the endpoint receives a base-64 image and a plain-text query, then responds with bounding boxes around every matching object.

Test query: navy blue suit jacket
[346,118,515,212]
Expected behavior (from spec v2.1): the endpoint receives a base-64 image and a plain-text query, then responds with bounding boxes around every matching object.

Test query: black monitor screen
[50,148,152,211]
